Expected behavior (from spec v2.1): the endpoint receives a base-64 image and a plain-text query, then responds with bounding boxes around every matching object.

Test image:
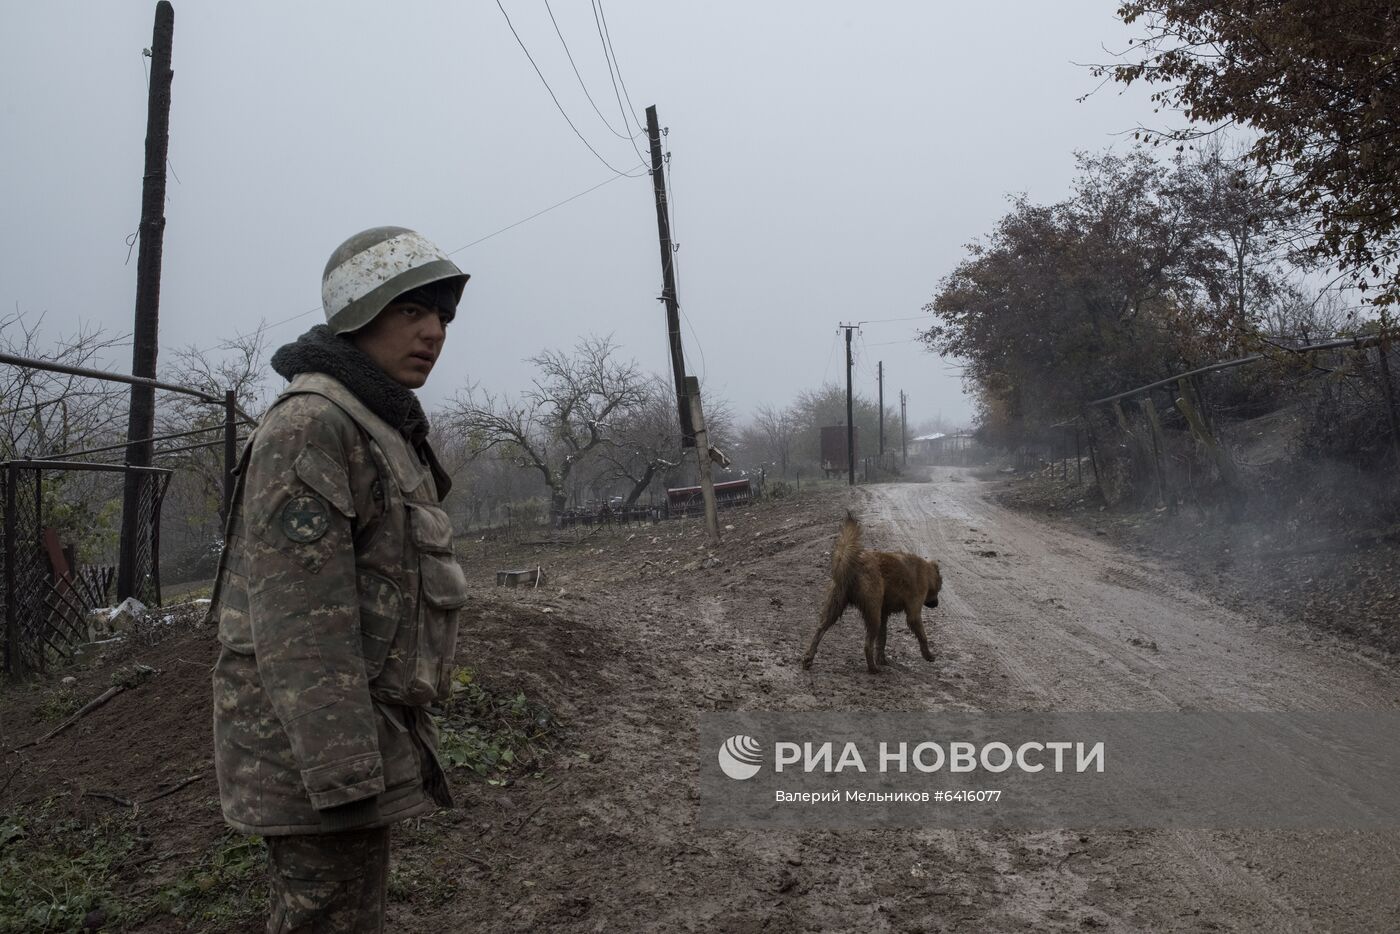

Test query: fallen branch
[129,847,196,869]
[10,685,124,752]
[83,789,134,808]
[78,772,206,812]
[139,773,203,804]
[510,802,545,835]
[0,761,24,798]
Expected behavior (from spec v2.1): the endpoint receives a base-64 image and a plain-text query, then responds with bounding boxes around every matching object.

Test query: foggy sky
[1,1,1162,429]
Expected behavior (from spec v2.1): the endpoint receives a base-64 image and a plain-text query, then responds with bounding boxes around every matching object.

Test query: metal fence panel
[1,460,170,675]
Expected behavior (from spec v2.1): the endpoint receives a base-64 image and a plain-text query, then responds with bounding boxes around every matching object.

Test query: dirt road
[856,470,1400,931]
[392,469,1397,932]
[6,470,1395,930]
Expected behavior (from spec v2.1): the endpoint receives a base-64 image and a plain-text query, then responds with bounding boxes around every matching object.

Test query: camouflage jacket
[210,372,470,836]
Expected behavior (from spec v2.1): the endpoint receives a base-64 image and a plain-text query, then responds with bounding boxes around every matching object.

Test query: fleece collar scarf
[271,325,430,445]
[269,326,453,499]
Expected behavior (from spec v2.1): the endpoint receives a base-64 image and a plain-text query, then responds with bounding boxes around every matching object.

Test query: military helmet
[321,226,470,335]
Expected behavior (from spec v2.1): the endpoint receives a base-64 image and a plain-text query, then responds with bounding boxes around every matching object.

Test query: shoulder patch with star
[281,494,331,543]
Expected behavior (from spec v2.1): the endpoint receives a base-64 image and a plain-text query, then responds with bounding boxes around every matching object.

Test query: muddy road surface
[857,471,1400,932]
[409,468,1400,933]
[8,469,1394,932]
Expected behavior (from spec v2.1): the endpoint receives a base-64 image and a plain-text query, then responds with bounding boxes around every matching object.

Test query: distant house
[908,431,946,458]
[911,431,980,465]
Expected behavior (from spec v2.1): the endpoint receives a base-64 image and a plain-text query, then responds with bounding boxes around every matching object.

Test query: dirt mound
[1,487,849,932]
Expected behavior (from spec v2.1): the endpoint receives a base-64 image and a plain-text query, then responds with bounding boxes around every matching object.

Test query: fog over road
[845,471,1400,931]
[417,470,1400,932]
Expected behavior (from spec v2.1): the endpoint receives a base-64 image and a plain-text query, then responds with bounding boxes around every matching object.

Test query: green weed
[139,833,265,927]
[435,668,558,782]
[0,812,136,933]
[0,807,264,933]
[35,687,80,723]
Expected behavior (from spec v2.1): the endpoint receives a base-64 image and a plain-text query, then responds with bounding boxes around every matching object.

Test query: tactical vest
[210,372,469,707]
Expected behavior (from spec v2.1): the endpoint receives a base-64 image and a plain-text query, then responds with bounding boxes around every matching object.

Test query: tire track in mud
[856,470,1400,931]
[421,483,1399,932]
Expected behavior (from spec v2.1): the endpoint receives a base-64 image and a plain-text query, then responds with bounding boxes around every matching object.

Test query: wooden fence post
[1372,340,1400,475]
[1174,377,1244,501]
[1139,395,1171,510]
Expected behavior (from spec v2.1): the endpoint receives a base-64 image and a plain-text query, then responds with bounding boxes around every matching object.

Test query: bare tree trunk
[624,463,658,506]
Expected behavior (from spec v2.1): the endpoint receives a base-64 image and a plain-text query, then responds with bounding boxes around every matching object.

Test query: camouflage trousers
[265,827,390,933]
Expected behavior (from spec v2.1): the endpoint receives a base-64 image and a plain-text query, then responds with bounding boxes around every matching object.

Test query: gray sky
[1,1,1159,428]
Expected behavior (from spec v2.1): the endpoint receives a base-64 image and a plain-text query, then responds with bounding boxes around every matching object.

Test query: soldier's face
[351,301,450,389]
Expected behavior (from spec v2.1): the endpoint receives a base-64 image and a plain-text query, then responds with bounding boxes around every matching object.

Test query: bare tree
[445,335,645,523]
[156,324,272,489]
[154,325,273,582]
[751,403,798,478]
[597,375,682,506]
[0,311,129,459]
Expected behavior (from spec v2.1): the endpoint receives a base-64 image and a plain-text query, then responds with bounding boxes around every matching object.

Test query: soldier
[208,227,472,932]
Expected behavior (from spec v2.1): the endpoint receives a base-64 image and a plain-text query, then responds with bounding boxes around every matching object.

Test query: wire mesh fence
[1083,337,1400,512]
[1,460,170,675]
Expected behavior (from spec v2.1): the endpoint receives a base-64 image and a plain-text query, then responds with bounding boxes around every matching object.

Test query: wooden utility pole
[877,361,885,457]
[647,104,717,542]
[645,105,694,446]
[118,1,174,601]
[900,390,907,466]
[686,376,720,545]
[842,324,856,486]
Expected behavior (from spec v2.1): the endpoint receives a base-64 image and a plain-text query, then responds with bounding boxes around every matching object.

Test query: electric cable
[596,0,646,134]
[591,0,648,166]
[187,169,644,356]
[678,303,706,385]
[496,0,638,176]
[856,314,929,325]
[542,0,638,141]
[820,327,840,386]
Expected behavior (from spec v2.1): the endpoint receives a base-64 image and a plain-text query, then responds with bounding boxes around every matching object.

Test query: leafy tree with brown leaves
[1099,0,1400,306]
[922,147,1289,439]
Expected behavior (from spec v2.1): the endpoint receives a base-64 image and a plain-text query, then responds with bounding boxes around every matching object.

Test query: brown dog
[801,511,941,674]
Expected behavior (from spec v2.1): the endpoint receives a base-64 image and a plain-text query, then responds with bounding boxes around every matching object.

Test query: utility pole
[645,105,694,446]
[900,390,907,466]
[647,104,718,543]
[877,360,885,457]
[686,376,720,544]
[118,1,174,601]
[841,324,857,486]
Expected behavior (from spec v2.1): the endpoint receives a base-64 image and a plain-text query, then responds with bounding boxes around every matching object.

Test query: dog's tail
[830,510,862,598]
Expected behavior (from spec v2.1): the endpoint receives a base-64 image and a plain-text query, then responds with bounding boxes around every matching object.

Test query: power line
[591,0,648,166]
[495,0,637,176]
[865,336,926,348]
[542,0,637,141]
[856,330,880,384]
[678,304,706,385]
[596,0,646,134]
[187,169,645,357]
[857,314,928,325]
[821,327,840,385]
[445,167,645,255]
[663,146,679,294]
